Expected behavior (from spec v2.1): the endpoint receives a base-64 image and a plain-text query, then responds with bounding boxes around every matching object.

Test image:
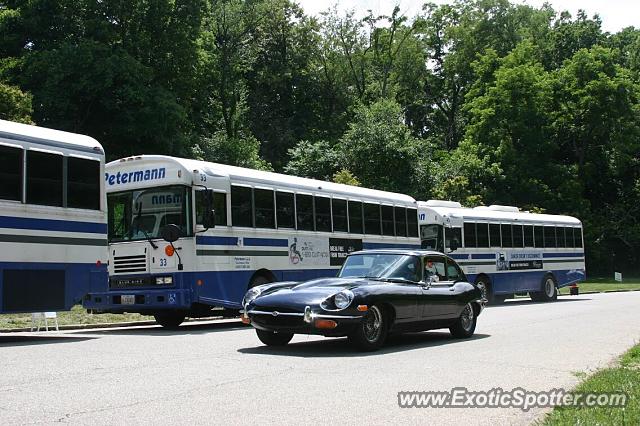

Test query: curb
[0,315,235,334]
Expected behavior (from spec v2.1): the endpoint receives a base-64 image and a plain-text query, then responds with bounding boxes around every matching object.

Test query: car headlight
[243,287,262,306]
[333,290,354,310]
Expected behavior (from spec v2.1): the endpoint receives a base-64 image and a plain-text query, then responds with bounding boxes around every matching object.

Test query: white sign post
[614,272,623,282]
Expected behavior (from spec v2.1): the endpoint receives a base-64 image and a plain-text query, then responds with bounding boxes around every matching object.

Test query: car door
[419,255,456,319]
[442,257,468,318]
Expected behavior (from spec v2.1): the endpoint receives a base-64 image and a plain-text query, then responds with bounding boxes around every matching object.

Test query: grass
[0,305,153,330]
[559,277,640,295]
[540,343,640,425]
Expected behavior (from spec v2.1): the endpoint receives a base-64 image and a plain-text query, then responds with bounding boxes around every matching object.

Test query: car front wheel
[348,304,388,351]
[256,329,294,346]
[449,303,477,338]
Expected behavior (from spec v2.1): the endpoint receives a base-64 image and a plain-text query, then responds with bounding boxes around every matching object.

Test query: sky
[296,0,639,33]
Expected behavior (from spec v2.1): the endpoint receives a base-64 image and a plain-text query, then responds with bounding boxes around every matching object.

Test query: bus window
[557,227,566,248]
[489,223,501,247]
[231,185,253,227]
[445,227,461,252]
[534,225,544,248]
[213,192,227,226]
[276,191,295,228]
[477,223,489,247]
[296,194,314,231]
[501,224,513,248]
[348,201,363,234]
[524,225,534,247]
[464,222,477,248]
[332,198,348,232]
[407,208,419,237]
[26,150,63,207]
[421,224,442,251]
[315,196,331,232]
[254,188,275,229]
[364,203,381,235]
[67,157,100,210]
[0,145,22,201]
[513,224,524,248]
[394,207,407,237]
[381,205,394,236]
[196,191,226,226]
[544,226,556,248]
[575,227,583,248]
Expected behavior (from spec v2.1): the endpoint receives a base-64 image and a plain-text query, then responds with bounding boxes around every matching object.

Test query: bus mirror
[449,239,459,252]
[203,209,216,229]
[160,224,182,243]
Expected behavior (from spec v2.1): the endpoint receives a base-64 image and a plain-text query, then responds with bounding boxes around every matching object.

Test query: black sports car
[242,250,486,351]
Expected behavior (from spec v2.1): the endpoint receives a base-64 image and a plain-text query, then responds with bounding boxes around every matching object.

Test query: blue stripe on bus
[0,215,107,234]
[196,236,238,246]
[363,242,422,249]
[244,238,288,247]
[472,253,496,259]
[543,252,584,258]
[450,254,469,260]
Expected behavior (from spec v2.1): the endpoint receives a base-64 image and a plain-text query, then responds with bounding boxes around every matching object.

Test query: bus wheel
[475,277,502,304]
[154,312,186,329]
[530,275,557,302]
[249,273,272,289]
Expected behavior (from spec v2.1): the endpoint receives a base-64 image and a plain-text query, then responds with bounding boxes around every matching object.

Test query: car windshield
[338,253,421,282]
[108,185,191,242]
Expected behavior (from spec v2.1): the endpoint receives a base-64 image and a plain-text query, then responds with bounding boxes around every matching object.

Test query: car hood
[251,277,368,310]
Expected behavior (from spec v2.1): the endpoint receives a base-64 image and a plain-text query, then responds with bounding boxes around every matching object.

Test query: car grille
[113,254,147,274]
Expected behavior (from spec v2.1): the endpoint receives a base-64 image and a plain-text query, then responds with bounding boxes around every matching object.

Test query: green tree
[0,82,32,123]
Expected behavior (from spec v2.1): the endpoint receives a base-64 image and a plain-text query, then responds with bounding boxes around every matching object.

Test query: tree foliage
[1,0,638,274]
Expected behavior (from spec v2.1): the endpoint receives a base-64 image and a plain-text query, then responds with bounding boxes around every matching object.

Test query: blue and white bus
[0,119,108,313]
[418,200,585,303]
[84,155,421,327]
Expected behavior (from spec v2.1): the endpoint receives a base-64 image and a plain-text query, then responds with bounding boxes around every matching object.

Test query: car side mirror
[423,275,436,288]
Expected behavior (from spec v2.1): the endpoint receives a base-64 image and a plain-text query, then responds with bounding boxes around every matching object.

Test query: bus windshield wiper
[134,203,158,250]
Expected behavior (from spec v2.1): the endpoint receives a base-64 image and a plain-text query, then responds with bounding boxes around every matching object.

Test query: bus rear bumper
[83,288,192,313]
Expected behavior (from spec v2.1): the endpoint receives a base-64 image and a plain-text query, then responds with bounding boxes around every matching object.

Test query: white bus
[0,119,108,313]
[418,200,585,303]
[84,155,421,327]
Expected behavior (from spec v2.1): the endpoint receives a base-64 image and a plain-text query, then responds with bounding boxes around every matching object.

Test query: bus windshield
[108,185,191,242]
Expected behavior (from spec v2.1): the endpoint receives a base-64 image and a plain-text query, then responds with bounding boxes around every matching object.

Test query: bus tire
[475,276,503,304]
[530,275,557,302]
[249,273,273,289]
[154,312,186,329]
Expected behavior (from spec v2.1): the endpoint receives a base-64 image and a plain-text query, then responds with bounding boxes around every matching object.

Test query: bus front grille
[113,255,147,273]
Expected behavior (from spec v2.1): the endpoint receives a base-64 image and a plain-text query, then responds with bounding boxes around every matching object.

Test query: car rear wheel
[449,303,477,338]
[530,275,558,302]
[256,329,294,346]
[154,312,186,329]
[348,305,388,351]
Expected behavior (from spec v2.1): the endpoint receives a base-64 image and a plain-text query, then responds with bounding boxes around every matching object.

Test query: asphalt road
[1,291,639,425]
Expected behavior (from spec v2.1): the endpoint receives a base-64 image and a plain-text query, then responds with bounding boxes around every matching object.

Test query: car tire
[449,303,477,338]
[348,304,388,352]
[530,275,558,302]
[154,312,186,329]
[256,329,294,346]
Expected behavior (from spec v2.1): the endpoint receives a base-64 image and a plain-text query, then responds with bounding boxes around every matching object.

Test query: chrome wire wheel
[363,305,383,343]
[460,303,474,332]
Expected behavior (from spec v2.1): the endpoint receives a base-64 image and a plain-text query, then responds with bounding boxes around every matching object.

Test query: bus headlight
[155,276,173,285]
[334,290,354,310]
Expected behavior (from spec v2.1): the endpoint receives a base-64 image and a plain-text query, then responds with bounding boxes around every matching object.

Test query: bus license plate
[121,295,135,305]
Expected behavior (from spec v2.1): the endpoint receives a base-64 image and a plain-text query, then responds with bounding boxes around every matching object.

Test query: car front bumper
[244,307,364,337]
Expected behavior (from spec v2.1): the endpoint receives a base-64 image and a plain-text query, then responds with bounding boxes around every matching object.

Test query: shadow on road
[487,297,591,309]
[0,335,96,347]
[73,319,249,336]
[237,332,490,358]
